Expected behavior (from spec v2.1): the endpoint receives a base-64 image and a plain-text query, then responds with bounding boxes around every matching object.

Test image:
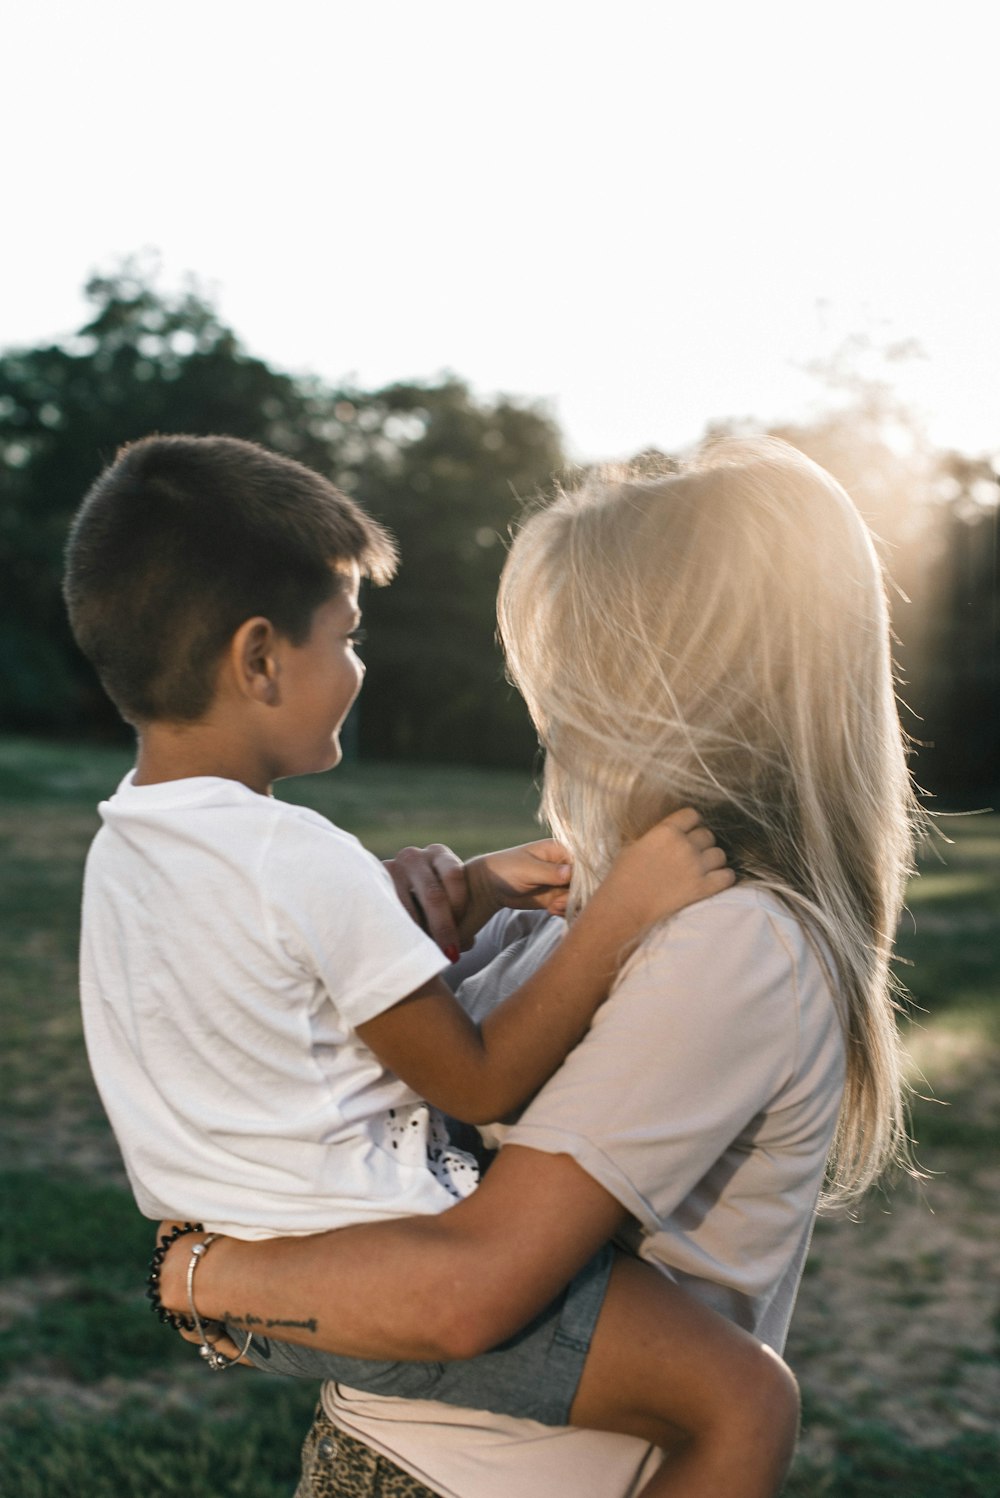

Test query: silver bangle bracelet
[186,1233,254,1371]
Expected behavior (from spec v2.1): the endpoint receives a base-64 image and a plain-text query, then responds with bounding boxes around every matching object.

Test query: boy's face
[272,563,365,778]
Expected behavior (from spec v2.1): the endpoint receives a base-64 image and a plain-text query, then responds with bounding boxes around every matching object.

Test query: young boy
[65,435,797,1497]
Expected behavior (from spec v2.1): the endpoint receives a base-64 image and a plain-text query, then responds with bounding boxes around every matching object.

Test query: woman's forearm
[158,1145,624,1362]
[187,1214,485,1361]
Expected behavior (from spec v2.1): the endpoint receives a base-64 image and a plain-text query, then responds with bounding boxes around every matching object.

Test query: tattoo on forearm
[223,1310,319,1334]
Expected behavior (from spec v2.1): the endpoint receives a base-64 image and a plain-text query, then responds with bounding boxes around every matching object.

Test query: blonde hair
[498,437,919,1203]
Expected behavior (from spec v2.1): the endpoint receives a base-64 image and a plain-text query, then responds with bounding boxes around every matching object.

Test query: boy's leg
[570,1253,800,1498]
[240,1247,799,1498]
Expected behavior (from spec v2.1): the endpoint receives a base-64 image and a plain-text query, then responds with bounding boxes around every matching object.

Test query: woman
[157,438,918,1496]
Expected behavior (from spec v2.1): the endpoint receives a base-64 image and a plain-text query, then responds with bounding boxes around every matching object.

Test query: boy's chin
[282,741,343,780]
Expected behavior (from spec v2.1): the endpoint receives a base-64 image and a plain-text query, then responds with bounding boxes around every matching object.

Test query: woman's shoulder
[662,881,809,939]
[612,884,843,1082]
[630,882,836,1006]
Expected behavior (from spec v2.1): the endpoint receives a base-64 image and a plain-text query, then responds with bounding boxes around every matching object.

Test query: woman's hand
[153,1222,252,1366]
[384,839,573,956]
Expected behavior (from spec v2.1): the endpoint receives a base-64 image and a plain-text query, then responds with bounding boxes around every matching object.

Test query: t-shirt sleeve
[504,894,802,1233]
[263,810,449,1030]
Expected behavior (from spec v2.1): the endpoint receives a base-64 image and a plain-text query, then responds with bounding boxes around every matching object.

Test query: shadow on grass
[0,1167,319,1497]
[0,1381,319,1498]
[786,1421,999,1497]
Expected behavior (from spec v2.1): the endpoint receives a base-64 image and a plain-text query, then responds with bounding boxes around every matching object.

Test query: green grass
[784,1412,1000,1497]
[0,1383,319,1498]
[1,735,998,1496]
[893,810,1000,1170]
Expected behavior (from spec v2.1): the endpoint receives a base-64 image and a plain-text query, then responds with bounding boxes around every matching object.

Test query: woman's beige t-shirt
[324,886,847,1498]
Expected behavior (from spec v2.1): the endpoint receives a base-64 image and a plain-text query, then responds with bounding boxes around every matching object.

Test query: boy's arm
[359,810,732,1124]
[458,840,573,940]
[383,838,573,959]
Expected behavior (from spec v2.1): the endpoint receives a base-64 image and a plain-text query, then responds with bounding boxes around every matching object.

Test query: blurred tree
[766,383,999,801]
[0,257,343,733]
[0,260,563,767]
[920,453,1000,795]
[345,379,564,765]
[11,271,992,790]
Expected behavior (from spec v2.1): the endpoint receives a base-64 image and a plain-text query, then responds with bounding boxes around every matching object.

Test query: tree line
[1,264,996,799]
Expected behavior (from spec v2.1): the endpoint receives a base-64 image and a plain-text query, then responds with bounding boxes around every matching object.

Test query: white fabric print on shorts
[378,1102,479,1201]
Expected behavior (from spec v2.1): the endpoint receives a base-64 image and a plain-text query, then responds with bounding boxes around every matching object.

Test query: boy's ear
[229,617,281,704]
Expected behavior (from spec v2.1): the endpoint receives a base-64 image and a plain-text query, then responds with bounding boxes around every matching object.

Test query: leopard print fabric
[295,1406,442,1498]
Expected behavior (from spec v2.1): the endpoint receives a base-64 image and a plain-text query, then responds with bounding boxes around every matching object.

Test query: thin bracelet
[186,1233,254,1371]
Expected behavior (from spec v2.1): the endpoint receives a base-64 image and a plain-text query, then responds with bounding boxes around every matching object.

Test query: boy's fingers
[382,855,429,928]
[665,807,703,833]
[528,861,572,887]
[685,868,736,905]
[409,879,461,957]
[440,862,471,912]
[527,839,573,873]
[387,844,465,957]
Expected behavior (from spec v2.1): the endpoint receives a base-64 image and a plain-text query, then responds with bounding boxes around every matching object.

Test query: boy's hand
[383,844,469,961]
[384,840,573,957]
[462,840,573,938]
[588,808,733,942]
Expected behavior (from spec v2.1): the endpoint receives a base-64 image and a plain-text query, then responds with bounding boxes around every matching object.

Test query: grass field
[1,736,997,1496]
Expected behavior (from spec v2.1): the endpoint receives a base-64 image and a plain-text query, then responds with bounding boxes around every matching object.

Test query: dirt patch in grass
[791,1167,1000,1453]
[789,1056,1000,1456]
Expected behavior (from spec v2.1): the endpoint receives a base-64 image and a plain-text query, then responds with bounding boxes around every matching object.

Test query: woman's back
[463,889,844,1349]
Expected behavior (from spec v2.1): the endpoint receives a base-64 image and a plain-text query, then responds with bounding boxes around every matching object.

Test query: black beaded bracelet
[146,1221,205,1331]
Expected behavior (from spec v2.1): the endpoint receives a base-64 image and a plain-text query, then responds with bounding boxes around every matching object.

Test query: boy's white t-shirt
[323,888,847,1498]
[80,773,469,1238]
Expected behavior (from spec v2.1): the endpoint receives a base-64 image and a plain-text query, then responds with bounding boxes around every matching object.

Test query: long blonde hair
[498,437,919,1202]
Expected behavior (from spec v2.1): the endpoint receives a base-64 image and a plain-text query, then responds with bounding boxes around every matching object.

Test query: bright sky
[4,0,998,462]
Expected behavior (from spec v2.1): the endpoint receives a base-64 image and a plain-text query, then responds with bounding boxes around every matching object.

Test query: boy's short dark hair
[63,434,398,725]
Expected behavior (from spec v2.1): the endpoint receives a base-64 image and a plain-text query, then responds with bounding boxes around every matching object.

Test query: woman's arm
[158,1144,626,1362]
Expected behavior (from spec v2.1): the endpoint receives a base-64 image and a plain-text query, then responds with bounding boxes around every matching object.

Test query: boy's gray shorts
[237,1242,614,1427]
